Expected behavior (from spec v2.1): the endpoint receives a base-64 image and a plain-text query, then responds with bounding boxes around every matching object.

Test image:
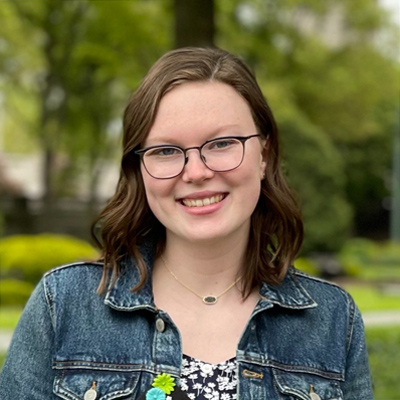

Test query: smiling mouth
[181,194,226,207]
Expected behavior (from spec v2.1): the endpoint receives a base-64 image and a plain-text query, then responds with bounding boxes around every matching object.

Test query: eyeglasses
[135,134,261,179]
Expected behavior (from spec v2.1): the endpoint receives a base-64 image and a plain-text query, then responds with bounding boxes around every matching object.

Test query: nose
[181,148,214,182]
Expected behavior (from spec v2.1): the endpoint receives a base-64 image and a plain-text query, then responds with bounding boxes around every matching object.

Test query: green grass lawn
[337,278,400,398]
[341,284,400,312]
[366,325,400,400]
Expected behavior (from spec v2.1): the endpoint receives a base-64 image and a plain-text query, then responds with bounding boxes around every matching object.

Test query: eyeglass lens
[143,137,245,179]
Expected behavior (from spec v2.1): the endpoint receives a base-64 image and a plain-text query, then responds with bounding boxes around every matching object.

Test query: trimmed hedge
[339,238,400,271]
[294,257,319,276]
[0,234,99,285]
[0,279,34,306]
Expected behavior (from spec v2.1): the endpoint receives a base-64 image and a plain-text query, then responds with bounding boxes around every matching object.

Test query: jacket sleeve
[0,278,58,399]
[342,296,374,399]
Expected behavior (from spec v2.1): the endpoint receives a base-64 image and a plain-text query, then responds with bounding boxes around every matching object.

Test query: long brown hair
[92,47,303,296]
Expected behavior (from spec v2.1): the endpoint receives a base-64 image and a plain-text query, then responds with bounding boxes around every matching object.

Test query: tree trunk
[174,0,215,48]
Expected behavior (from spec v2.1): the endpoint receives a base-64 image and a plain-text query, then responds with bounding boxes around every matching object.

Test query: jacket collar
[104,248,317,312]
[104,243,158,313]
[258,267,317,310]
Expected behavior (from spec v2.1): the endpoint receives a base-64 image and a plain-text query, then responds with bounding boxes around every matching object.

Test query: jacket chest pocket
[272,369,344,400]
[54,369,140,400]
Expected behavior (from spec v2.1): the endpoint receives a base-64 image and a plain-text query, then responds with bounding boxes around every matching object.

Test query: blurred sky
[380,0,400,24]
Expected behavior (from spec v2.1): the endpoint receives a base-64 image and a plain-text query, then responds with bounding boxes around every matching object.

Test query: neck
[157,232,248,296]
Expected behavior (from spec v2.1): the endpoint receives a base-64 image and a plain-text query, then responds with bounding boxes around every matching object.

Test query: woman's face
[141,81,267,245]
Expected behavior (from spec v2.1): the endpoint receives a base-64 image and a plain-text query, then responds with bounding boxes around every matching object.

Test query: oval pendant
[203,296,217,305]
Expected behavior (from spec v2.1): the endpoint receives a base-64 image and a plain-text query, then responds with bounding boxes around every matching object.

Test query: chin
[182,226,246,244]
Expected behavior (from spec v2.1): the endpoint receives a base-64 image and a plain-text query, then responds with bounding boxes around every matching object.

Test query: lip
[177,191,228,215]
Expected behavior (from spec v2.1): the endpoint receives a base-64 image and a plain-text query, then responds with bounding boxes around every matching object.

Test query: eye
[147,147,181,157]
[207,138,238,151]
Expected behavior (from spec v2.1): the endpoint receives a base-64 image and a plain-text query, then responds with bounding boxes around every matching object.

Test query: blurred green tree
[174,0,215,47]
[217,0,400,249]
[0,0,398,253]
[0,0,171,210]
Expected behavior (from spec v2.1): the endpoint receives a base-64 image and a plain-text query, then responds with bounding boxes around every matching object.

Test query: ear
[260,161,266,179]
[260,138,269,178]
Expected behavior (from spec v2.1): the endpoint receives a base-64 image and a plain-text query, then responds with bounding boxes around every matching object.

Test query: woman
[0,47,373,400]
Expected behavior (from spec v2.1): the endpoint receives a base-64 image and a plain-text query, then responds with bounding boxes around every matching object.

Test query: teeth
[182,194,224,207]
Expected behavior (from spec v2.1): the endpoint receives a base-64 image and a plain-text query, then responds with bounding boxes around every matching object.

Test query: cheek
[235,161,263,203]
[142,175,175,214]
[238,152,264,184]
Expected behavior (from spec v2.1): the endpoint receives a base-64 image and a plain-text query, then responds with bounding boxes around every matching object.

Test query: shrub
[0,279,34,306]
[339,238,378,267]
[0,234,99,285]
[339,238,400,276]
[294,257,319,276]
[374,241,400,265]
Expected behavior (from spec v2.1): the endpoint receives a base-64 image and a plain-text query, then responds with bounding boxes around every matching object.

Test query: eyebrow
[144,125,243,147]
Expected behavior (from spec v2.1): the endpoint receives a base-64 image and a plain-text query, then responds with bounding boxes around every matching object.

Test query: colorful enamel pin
[138,373,189,400]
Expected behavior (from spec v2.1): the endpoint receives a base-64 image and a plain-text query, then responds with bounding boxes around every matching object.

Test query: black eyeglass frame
[134,134,261,179]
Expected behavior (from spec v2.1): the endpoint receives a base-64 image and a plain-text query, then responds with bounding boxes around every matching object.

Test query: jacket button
[309,385,321,400]
[156,318,166,332]
[84,388,97,400]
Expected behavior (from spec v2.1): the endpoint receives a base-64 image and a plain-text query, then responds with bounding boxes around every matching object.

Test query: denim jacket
[0,246,373,400]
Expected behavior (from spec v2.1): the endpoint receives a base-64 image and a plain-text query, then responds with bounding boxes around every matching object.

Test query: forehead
[144,81,256,146]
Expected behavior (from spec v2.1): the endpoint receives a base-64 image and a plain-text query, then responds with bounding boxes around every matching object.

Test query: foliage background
[0,1,399,398]
[1,0,398,250]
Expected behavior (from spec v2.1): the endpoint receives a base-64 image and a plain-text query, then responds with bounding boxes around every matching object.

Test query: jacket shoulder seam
[293,269,347,292]
[43,276,57,331]
[44,261,103,277]
[293,269,354,307]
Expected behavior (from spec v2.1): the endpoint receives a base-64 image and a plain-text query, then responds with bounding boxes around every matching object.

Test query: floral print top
[180,354,237,400]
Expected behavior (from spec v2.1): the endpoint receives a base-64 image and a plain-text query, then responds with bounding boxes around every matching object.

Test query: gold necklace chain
[161,255,242,305]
